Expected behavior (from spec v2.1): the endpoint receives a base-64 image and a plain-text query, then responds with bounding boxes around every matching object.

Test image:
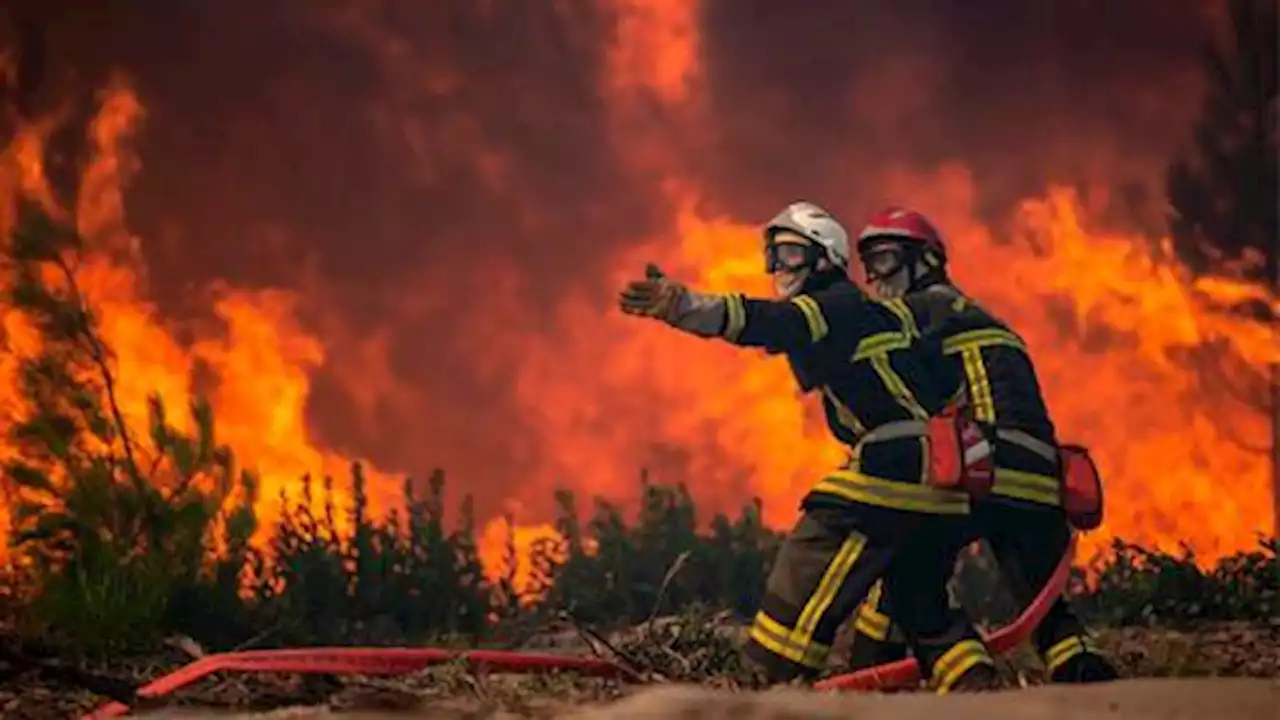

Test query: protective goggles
[764,230,822,274]
[858,240,910,282]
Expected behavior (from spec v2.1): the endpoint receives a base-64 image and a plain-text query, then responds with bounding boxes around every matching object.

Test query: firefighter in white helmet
[847,206,1119,684]
[617,201,1001,692]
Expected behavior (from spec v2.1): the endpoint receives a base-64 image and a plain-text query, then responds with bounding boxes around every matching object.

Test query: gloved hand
[618,263,688,323]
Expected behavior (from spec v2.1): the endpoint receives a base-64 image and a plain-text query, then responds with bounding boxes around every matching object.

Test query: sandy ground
[136,678,1280,720]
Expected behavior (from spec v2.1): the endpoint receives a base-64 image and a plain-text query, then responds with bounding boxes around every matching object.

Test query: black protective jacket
[895,283,1062,507]
[710,276,968,515]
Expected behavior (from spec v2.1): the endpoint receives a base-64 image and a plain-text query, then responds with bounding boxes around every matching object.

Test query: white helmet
[763,201,851,271]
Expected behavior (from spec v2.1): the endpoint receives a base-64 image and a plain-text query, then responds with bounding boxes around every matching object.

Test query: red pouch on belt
[1059,444,1104,530]
[926,405,994,497]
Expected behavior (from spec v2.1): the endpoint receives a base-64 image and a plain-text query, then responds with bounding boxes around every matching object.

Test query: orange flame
[2,4,1275,607]
[0,81,397,554]
[488,172,1274,570]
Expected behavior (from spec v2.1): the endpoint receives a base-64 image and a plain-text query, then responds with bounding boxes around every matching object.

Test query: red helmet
[856,206,946,260]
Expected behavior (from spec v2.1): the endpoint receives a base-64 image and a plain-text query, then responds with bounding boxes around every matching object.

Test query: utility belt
[856,413,1104,531]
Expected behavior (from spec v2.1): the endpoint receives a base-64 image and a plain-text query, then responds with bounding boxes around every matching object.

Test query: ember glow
[0,1,1273,593]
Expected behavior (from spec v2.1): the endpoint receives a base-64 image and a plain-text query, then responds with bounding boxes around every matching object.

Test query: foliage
[1,203,254,654]
[5,445,1278,658]
[240,467,491,648]
[1069,537,1279,627]
[534,471,781,627]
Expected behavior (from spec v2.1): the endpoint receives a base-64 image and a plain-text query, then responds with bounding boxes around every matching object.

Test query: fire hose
[86,535,1075,718]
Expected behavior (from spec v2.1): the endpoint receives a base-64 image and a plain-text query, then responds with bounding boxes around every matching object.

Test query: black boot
[1050,651,1120,683]
[846,636,909,671]
[945,662,1004,693]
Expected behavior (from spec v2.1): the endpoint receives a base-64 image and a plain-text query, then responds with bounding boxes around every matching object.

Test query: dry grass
[5,621,1278,719]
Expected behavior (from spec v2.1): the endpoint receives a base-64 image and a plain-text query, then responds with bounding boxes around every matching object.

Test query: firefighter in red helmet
[617,201,1001,692]
[848,206,1119,684]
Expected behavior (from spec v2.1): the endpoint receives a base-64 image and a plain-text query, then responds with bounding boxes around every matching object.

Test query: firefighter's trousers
[744,503,994,690]
[847,497,1105,677]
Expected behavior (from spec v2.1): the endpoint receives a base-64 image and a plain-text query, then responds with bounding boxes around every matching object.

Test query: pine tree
[2,203,253,652]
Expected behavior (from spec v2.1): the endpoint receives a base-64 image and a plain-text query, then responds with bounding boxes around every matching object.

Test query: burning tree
[0,7,258,652]
[1164,0,1279,533]
[0,202,259,653]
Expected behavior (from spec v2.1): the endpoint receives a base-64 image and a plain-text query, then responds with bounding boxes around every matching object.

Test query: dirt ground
[137,678,1280,720]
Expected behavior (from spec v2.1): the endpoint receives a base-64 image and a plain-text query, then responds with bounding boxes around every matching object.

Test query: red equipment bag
[1059,443,1104,531]
[926,404,994,498]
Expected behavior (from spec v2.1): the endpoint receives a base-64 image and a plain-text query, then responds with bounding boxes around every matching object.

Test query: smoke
[0,0,1224,524]
[696,0,1213,217]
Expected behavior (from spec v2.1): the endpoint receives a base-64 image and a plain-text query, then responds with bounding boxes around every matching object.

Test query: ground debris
[1,621,1277,718]
[1097,621,1280,678]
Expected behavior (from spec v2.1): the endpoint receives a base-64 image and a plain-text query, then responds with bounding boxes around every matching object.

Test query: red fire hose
[86,535,1075,717]
[83,648,640,719]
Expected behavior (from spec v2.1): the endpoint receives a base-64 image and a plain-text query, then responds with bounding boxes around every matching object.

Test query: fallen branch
[557,611,653,682]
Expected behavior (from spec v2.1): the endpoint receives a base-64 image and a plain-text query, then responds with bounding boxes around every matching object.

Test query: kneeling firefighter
[847,206,1119,683]
[617,201,1001,692]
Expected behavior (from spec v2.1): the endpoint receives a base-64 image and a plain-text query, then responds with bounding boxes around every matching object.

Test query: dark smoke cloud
[1,0,1216,518]
[698,0,1212,220]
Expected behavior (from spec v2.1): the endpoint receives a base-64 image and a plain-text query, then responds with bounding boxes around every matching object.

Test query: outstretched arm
[718,292,831,352]
[617,264,835,354]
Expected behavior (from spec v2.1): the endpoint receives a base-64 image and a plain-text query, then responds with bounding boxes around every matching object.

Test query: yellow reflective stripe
[722,293,747,341]
[854,612,891,641]
[814,471,970,515]
[870,354,929,420]
[851,329,929,420]
[852,331,911,360]
[942,328,1025,423]
[934,639,995,694]
[793,531,867,646]
[746,534,867,671]
[823,386,866,436]
[748,611,830,669]
[993,468,1061,506]
[790,294,830,342]
[853,581,892,641]
[1044,635,1100,672]
[941,327,1027,354]
[958,347,996,422]
[866,578,884,609]
[877,298,920,337]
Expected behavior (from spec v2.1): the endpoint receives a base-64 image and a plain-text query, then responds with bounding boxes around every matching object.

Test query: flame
[497,170,1275,567]
[0,81,396,553]
[479,520,566,601]
[483,0,1272,570]
[2,3,1276,606]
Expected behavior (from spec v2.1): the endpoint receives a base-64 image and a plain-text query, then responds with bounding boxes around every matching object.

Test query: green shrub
[1072,538,1279,626]
[3,205,251,654]
[532,471,782,628]
[247,467,492,647]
